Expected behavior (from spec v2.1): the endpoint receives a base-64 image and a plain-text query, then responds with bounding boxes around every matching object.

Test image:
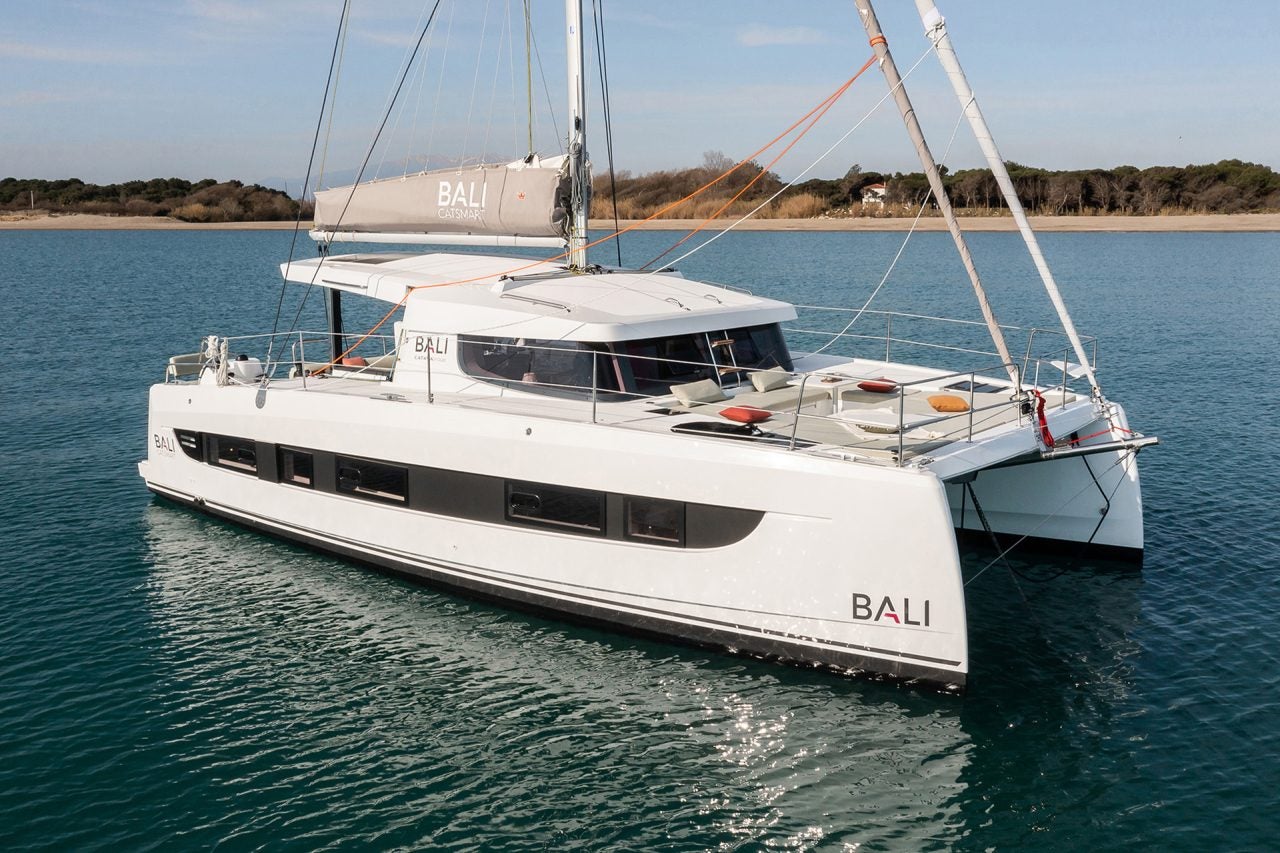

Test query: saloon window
[459,336,618,393]
[614,334,716,395]
[505,480,605,535]
[624,497,685,546]
[612,324,792,395]
[279,448,314,488]
[213,436,257,474]
[336,457,408,504]
[709,323,793,381]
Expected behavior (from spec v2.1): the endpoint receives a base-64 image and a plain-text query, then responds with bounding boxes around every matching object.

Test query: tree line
[0,177,307,222]
[593,155,1280,219]
[6,158,1277,223]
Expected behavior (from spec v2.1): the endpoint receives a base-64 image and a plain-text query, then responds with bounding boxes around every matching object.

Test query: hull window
[506,480,605,534]
[625,497,685,546]
[213,436,258,474]
[336,457,408,504]
[279,448,314,488]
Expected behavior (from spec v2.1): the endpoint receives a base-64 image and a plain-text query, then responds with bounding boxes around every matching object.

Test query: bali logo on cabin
[852,593,931,627]
[436,179,487,222]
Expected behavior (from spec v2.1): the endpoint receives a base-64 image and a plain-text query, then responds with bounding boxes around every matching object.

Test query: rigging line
[282,0,444,368]
[809,191,932,356]
[460,0,494,164]
[424,0,457,168]
[529,14,561,150]
[810,100,970,357]
[642,55,875,271]
[523,0,533,154]
[962,449,1138,588]
[480,0,513,162]
[404,3,438,175]
[268,0,350,371]
[585,66,873,265]
[378,0,437,179]
[592,0,622,266]
[508,0,521,156]
[324,1,443,237]
[315,0,352,191]
[633,44,941,289]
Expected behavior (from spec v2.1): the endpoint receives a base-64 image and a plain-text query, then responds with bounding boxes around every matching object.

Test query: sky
[2,0,1277,191]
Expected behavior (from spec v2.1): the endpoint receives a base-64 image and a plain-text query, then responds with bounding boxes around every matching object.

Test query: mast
[565,0,589,268]
[914,0,1100,395]
[851,0,1018,387]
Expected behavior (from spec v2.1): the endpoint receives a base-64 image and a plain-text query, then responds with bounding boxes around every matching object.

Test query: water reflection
[141,503,978,849]
[956,549,1146,846]
[141,500,1148,849]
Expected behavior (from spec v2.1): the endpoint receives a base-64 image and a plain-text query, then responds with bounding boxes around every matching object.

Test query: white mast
[851,0,1018,387]
[565,0,589,268]
[914,0,1101,396]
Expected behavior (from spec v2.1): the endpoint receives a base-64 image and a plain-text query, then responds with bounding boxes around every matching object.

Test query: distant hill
[592,155,1280,220]
[0,177,310,222]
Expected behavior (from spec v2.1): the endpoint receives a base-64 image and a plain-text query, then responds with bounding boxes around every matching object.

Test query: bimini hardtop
[282,251,795,342]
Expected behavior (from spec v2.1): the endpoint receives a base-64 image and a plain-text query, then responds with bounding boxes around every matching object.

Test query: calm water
[1,228,1278,850]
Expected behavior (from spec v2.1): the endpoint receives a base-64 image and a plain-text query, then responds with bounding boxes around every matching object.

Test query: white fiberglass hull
[947,406,1145,556]
[140,381,970,689]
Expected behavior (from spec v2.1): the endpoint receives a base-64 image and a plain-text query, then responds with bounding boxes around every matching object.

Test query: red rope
[1069,425,1134,446]
[1029,390,1055,448]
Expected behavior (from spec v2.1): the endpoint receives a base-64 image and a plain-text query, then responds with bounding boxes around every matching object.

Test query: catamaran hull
[139,383,970,690]
[947,406,1145,558]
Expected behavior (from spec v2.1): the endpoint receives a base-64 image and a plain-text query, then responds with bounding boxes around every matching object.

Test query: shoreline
[2,212,1278,233]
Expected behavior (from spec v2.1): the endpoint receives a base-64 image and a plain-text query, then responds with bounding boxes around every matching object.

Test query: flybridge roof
[280,251,796,342]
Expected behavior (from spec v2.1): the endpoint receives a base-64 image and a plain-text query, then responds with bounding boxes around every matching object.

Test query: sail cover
[313,156,571,240]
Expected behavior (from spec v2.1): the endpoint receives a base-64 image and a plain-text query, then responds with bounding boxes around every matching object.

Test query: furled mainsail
[313,156,571,240]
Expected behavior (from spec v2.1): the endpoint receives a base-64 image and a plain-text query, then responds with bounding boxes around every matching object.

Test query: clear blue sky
[2,0,1276,190]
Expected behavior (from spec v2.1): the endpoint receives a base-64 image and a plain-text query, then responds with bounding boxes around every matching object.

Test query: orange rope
[643,54,877,269]
[307,62,876,375]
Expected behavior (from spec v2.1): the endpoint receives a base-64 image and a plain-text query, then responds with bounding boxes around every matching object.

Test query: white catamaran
[139,0,1157,690]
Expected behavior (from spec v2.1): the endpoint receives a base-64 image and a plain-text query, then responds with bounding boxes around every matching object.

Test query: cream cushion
[671,379,728,406]
[750,367,792,393]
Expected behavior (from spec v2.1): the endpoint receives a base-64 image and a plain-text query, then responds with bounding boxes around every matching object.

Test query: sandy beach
[2,211,1277,232]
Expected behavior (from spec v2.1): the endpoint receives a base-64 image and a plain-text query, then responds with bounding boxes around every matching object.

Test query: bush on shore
[592,156,1280,220]
[0,177,305,221]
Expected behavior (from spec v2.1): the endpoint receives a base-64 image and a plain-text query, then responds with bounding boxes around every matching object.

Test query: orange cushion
[928,394,969,413]
[341,356,369,367]
[720,406,772,424]
[858,378,898,393]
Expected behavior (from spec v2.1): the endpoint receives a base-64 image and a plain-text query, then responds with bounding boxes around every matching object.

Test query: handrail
[165,321,1091,465]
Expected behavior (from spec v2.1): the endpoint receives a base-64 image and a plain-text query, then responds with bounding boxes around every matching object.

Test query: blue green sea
[2,227,1278,849]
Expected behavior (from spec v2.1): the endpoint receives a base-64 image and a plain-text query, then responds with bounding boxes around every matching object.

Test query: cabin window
[625,497,685,546]
[709,323,793,381]
[615,334,716,394]
[279,448,314,488]
[213,436,257,474]
[505,480,605,534]
[458,336,617,393]
[336,456,408,504]
[613,324,792,395]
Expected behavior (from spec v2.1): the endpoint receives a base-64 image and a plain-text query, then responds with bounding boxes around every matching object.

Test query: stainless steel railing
[163,318,1092,466]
